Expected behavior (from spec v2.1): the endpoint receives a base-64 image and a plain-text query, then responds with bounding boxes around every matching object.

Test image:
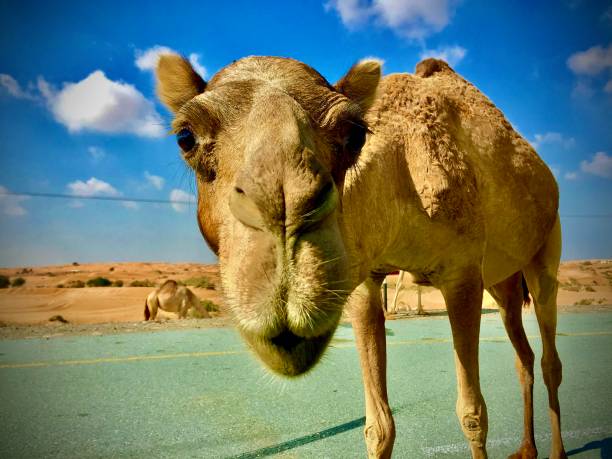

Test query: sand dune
[0,260,610,327]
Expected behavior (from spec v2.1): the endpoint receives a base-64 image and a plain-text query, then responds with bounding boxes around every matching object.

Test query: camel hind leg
[487,272,536,458]
[522,215,566,459]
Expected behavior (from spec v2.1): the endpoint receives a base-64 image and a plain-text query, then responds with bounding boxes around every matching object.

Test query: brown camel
[155,54,566,459]
[144,279,209,320]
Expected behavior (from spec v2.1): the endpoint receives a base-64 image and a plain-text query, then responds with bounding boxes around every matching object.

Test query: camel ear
[156,53,206,113]
[335,58,382,112]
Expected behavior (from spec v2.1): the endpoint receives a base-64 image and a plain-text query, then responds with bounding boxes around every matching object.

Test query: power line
[1,191,611,218]
[0,191,193,205]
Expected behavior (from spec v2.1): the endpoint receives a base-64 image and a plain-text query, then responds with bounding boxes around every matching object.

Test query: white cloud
[0,185,29,216]
[169,188,196,213]
[67,177,121,197]
[144,171,165,190]
[135,46,207,78]
[571,79,595,99]
[188,53,207,79]
[0,74,38,100]
[580,152,612,179]
[567,44,612,75]
[531,132,575,150]
[419,45,466,66]
[135,45,175,71]
[325,0,371,26]
[325,0,456,40]
[564,171,578,181]
[87,146,106,162]
[39,71,164,138]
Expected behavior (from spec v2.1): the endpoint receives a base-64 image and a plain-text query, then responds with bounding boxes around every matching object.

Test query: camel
[143,280,209,320]
[155,54,565,459]
[390,271,425,315]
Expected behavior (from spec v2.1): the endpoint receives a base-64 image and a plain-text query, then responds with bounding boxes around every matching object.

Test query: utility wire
[0,191,611,218]
[0,191,193,205]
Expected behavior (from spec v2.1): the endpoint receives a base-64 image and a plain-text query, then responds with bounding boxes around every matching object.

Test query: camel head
[156,55,380,376]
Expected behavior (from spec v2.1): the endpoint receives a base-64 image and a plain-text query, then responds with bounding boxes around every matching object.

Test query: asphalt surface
[1,310,611,458]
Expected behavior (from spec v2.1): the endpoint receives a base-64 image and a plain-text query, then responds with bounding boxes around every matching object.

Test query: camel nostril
[270,329,303,351]
[235,187,245,195]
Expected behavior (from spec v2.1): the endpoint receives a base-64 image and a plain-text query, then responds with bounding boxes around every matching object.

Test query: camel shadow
[566,437,612,458]
[228,416,366,458]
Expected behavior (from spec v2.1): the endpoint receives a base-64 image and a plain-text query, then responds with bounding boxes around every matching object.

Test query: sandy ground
[0,260,610,339]
[385,259,612,316]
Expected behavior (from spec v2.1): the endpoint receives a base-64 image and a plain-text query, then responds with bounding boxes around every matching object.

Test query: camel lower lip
[242,328,335,377]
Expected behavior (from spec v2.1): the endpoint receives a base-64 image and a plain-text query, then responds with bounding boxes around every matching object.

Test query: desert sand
[0,260,610,333]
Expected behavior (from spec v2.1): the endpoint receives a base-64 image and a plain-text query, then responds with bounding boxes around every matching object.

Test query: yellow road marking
[0,350,246,369]
[1,330,610,369]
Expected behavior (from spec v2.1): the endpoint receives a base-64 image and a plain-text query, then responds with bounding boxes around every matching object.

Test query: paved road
[1,311,611,458]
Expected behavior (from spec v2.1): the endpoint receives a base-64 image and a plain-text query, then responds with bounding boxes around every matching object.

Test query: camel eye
[345,123,367,154]
[177,128,196,152]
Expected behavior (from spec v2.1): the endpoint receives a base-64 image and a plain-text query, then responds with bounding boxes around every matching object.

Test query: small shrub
[189,307,209,319]
[66,280,85,288]
[86,277,112,287]
[185,277,215,289]
[582,261,592,266]
[57,284,64,288]
[72,262,80,266]
[11,277,26,287]
[109,267,115,272]
[585,285,595,292]
[112,280,124,287]
[0,275,9,289]
[574,298,594,306]
[49,315,69,323]
[130,279,155,287]
[200,299,219,312]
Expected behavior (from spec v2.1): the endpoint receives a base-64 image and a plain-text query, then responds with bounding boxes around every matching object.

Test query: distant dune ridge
[0,260,610,327]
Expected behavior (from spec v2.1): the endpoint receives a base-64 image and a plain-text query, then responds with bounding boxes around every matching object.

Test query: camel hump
[158,279,178,294]
[415,58,455,78]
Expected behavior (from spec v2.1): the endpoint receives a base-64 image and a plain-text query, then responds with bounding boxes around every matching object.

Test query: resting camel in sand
[144,280,209,320]
[156,54,565,458]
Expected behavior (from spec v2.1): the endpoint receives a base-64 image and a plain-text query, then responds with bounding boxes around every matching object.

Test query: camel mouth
[242,326,336,377]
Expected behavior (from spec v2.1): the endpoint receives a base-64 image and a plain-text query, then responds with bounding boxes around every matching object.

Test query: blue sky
[0,0,610,267]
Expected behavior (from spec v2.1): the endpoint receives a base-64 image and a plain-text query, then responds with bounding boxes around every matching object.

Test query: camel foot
[507,442,537,459]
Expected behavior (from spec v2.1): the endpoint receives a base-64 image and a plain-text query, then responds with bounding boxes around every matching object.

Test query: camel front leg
[350,275,395,459]
[441,267,488,459]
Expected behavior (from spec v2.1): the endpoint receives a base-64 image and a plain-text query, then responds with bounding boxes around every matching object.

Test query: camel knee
[364,415,395,459]
[456,399,488,447]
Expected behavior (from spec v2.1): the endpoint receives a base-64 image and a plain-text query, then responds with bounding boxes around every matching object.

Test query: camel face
[156,55,381,376]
